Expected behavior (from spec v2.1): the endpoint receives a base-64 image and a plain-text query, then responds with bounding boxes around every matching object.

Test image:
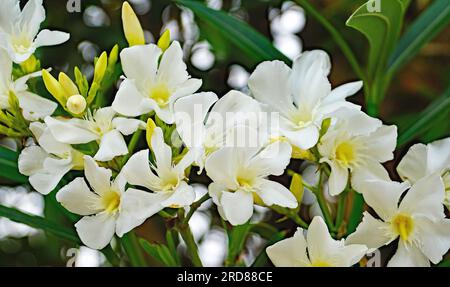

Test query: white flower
[346,175,450,267]
[318,109,397,195]
[0,49,56,121]
[112,41,201,124]
[0,0,70,63]
[121,127,196,222]
[56,156,147,249]
[248,50,362,150]
[174,90,264,172]
[205,140,297,226]
[397,137,450,209]
[18,122,84,194]
[44,107,145,162]
[266,216,367,267]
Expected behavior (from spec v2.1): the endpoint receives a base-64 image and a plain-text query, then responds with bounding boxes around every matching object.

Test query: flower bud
[289,173,304,203]
[292,145,316,161]
[93,52,108,84]
[42,69,67,105]
[157,29,171,52]
[59,72,79,96]
[122,2,145,46]
[66,94,87,115]
[146,118,157,149]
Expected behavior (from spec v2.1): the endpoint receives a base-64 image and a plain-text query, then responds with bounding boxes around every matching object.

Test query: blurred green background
[0,0,448,266]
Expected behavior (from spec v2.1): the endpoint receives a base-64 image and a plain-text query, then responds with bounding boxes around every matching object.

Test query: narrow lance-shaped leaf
[174,0,291,66]
[0,146,28,183]
[387,0,450,75]
[397,86,450,147]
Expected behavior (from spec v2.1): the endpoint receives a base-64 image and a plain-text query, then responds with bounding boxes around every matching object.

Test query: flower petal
[346,211,395,250]
[364,125,397,163]
[19,0,45,38]
[83,156,112,196]
[94,130,129,162]
[120,44,160,84]
[56,177,102,216]
[157,41,189,87]
[116,188,168,237]
[255,179,297,209]
[112,79,151,117]
[160,182,196,208]
[45,116,98,144]
[220,190,253,226]
[34,30,70,48]
[321,159,348,196]
[123,149,161,191]
[266,228,310,267]
[75,212,116,250]
[322,81,363,106]
[18,146,47,176]
[282,124,320,150]
[30,157,72,194]
[397,143,427,183]
[415,217,450,264]
[387,240,430,267]
[17,91,57,121]
[399,174,445,220]
[248,60,296,116]
[358,179,409,221]
[112,117,145,136]
[248,141,292,177]
[307,216,342,264]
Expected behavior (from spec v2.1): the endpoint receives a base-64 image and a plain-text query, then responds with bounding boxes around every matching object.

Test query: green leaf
[397,86,450,147]
[0,204,80,243]
[166,230,181,266]
[346,0,405,81]
[226,222,252,266]
[0,146,28,183]
[140,238,178,267]
[174,0,290,67]
[388,0,450,75]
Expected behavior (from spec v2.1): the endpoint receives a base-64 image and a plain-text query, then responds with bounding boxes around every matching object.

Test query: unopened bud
[67,94,87,115]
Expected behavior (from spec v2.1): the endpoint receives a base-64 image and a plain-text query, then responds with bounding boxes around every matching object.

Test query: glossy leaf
[388,0,450,75]
[0,146,28,183]
[346,0,405,81]
[175,0,290,67]
[397,86,450,147]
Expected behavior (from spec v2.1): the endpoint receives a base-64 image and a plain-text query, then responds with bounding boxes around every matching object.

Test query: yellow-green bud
[146,118,157,149]
[93,51,108,84]
[66,94,87,115]
[157,29,171,52]
[122,2,145,46]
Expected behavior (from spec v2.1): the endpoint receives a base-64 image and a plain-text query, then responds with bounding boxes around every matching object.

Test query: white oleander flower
[121,127,195,222]
[0,0,70,63]
[0,49,56,121]
[44,107,145,162]
[174,90,264,172]
[397,137,450,209]
[248,50,362,150]
[112,41,201,124]
[267,216,367,267]
[318,109,397,195]
[205,140,297,226]
[346,175,450,267]
[18,122,84,195]
[56,156,150,249]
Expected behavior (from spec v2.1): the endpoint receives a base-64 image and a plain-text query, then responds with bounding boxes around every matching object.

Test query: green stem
[293,0,367,84]
[121,114,148,166]
[184,194,210,224]
[177,209,203,267]
[315,170,335,232]
[270,205,309,229]
[346,189,365,235]
[121,232,147,267]
[335,191,347,237]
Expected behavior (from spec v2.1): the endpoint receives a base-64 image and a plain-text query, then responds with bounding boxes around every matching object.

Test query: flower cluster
[0,0,448,267]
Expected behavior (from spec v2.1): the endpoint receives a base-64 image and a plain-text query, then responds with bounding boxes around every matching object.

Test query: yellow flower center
[335,142,355,166]
[101,190,121,214]
[392,213,414,242]
[160,174,180,192]
[237,176,254,190]
[311,260,332,267]
[150,83,171,107]
[11,34,32,54]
